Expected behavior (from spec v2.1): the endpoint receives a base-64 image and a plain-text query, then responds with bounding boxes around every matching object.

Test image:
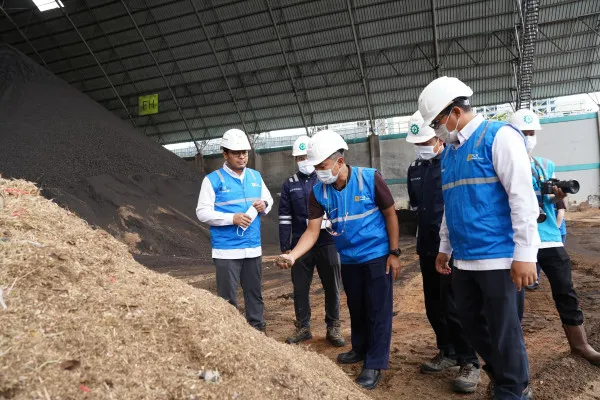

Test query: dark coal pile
[0,44,213,259]
[0,45,196,186]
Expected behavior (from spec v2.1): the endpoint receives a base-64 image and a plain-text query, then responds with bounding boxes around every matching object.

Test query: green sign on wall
[139,94,158,116]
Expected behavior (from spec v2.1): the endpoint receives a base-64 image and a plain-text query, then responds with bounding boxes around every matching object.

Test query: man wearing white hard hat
[278,135,345,347]
[406,111,480,393]
[196,128,273,332]
[277,130,400,390]
[418,76,540,400]
[510,109,600,367]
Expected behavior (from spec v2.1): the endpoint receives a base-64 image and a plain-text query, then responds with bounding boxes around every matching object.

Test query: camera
[540,178,580,195]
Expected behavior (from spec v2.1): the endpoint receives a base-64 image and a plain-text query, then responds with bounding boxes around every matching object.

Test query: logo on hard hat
[299,143,306,150]
[523,115,534,124]
[410,124,420,135]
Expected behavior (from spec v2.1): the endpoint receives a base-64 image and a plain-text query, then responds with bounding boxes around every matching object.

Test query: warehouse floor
[151,208,600,400]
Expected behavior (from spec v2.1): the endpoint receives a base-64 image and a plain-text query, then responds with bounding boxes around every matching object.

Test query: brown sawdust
[0,177,370,400]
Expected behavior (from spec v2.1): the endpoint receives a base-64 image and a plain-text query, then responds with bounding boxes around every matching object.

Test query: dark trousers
[419,256,479,367]
[516,287,525,322]
[341,255,393,370]
[214,257,265,328]
[453,268,529,400]
[537,246,583,326]
[292,244,341,328]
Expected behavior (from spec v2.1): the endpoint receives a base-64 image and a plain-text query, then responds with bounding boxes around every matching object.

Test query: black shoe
[337,349,365,364]
[355,368,381,390]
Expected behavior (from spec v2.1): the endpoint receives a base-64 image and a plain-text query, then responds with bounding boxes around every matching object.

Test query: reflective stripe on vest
[442,176,500,191]
[329,205,378,224]
[214,197,260,206]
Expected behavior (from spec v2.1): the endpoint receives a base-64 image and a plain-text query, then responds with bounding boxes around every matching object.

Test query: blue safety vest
[441,120,523,260]
[559,216,567,235]
[531,157,563,243]
[313,167,389,264]
[207,168,263,250]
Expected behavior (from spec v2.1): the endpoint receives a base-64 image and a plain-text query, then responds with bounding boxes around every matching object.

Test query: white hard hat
[418,76,473,127]
[306,130,348,166]
[221,128,251,151]
[509,109,542,131]
[292,135,310,156]
[406,110,437,143]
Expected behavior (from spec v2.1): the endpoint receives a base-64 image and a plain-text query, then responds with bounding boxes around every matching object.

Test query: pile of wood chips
[0,177,369,400]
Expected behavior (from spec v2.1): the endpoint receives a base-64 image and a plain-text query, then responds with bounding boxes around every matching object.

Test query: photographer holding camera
[510,109,600,366]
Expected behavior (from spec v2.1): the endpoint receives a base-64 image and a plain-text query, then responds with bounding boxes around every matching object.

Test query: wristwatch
[389,248,401,257]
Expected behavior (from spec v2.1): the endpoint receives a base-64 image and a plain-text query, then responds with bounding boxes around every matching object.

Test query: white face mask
[435,115,461,144]
[297,160,315,175]
[525,135,537,153]
[316,160,340,184]
[415,139,441,160]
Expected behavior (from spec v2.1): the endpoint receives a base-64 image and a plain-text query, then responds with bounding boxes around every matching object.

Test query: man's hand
[276,253,295,269]
[436,252,452,275]
[253,200,266,213]
[510,261,537,291]
[233,212,252,228]
[386,255,401,280]
[553,186,567,200]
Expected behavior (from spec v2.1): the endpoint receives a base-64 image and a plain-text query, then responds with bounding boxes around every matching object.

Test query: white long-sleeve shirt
[439,114,541,271]
[196,163,273,259]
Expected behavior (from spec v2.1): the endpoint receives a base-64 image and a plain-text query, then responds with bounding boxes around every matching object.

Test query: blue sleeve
[278,180,293,252]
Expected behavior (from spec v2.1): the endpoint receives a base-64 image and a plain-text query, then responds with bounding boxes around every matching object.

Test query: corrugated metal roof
[2,0,599,145]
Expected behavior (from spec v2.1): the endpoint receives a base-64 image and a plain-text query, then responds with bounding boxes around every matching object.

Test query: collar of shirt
[222,162,245,181]
[453,114,485,148]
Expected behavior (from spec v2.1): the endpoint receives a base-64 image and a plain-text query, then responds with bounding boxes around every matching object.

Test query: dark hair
[450,96,472,112]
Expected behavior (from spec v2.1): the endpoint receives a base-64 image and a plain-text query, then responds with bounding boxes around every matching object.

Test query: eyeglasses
[429,109,452,129]
[229,150,249,158]
[325,207,348,236]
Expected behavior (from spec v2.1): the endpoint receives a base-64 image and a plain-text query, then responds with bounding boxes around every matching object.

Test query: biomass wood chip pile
[0,177,370,400]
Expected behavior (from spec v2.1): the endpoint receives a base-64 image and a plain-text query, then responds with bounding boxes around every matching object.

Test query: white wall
[532,112,600,204]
